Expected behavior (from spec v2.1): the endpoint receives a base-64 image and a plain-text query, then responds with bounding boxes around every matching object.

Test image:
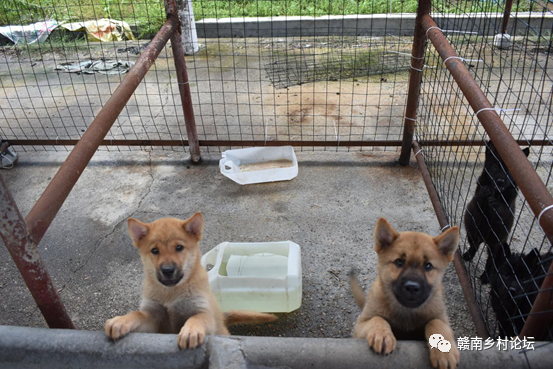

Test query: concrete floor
[0,149,475,339]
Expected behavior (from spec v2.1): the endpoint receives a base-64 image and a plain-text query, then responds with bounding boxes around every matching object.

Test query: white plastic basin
[200,241,302,313]
[219,146,298,185]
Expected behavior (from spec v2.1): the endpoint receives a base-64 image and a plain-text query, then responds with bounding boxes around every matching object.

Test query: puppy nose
[404,280,421,295]
[161,265,175,276]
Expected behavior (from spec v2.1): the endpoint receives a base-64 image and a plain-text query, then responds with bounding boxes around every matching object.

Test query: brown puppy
[105,212,276,349]
[350,218,460,369]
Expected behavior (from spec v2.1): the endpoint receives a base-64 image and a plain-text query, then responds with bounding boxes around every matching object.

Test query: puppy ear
[433,226,459,260]
[522,147,530,157]
[485,141,497,159]
[522,248,541,270]
[183,212,203,240]
[128,218,150,245]
[373,218,399,252]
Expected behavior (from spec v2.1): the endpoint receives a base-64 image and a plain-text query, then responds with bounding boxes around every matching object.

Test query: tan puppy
[350,218,460,369]
[105,212,276,349]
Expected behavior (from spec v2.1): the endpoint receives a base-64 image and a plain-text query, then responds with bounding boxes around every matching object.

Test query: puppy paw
[105,316,138,340]
[430,344,460,369]
[178,324,206,349]
[367,329,396,355]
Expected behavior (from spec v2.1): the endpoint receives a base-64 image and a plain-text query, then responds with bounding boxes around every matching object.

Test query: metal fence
[0,0,182,151]
[415,0,553,340]
[0,0,421,153]
[0,0,553,351]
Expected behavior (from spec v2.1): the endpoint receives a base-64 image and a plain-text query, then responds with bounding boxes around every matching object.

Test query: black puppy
[463,141,530,283]
[489,248,553,337]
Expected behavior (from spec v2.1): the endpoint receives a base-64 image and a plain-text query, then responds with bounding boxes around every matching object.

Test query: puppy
[351,218,460,369]
[105,212,276,349]
[489,248,553,337]
[463,141,529,283]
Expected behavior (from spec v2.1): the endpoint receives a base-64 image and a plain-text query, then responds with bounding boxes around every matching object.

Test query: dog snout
[403,280,421,296]
[393,275,430,308]
[156,263,183,286]
[161,265,175,276]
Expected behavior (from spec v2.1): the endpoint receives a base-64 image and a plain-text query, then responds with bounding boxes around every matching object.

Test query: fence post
[165,0,202,163]
[176,0,199,55]
[0,174,75,329]
[412,142,490,338]
[398,0,430,165]
[494,0,513,49]
[500,0,514,35]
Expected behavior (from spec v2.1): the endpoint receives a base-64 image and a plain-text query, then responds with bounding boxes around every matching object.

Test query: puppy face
[373,218,459,309]
[484,141,529,192]
[127,213,204,287]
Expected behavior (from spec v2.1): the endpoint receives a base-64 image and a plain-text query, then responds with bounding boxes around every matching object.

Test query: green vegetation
[0,0,529,38]
[192,0,419,19]
[1,0,166,37]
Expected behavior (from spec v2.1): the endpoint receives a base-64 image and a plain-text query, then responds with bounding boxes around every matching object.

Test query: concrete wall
[195,13,553,38]
[0,325,551,369]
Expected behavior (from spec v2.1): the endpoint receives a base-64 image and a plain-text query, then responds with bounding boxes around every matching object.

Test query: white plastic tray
[219,146,298,185]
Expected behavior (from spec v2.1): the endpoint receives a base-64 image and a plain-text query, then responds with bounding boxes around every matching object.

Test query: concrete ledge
[0,325,205,369]
[0,326,551,368]
[195,13,553,38]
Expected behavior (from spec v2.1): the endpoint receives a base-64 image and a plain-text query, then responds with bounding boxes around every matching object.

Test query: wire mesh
[0,1,185,152]
[0,1,416,153]
[416,0,553,341]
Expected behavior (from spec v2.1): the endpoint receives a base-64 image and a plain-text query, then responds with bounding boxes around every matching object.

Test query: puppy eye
[176,245,184,252]
[151,247,159,255]
[394,258,404,267]
[424,262,433,271]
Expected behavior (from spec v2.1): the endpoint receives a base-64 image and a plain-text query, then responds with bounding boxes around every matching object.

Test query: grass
[1,0,530,38]
[193,0,419,19]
